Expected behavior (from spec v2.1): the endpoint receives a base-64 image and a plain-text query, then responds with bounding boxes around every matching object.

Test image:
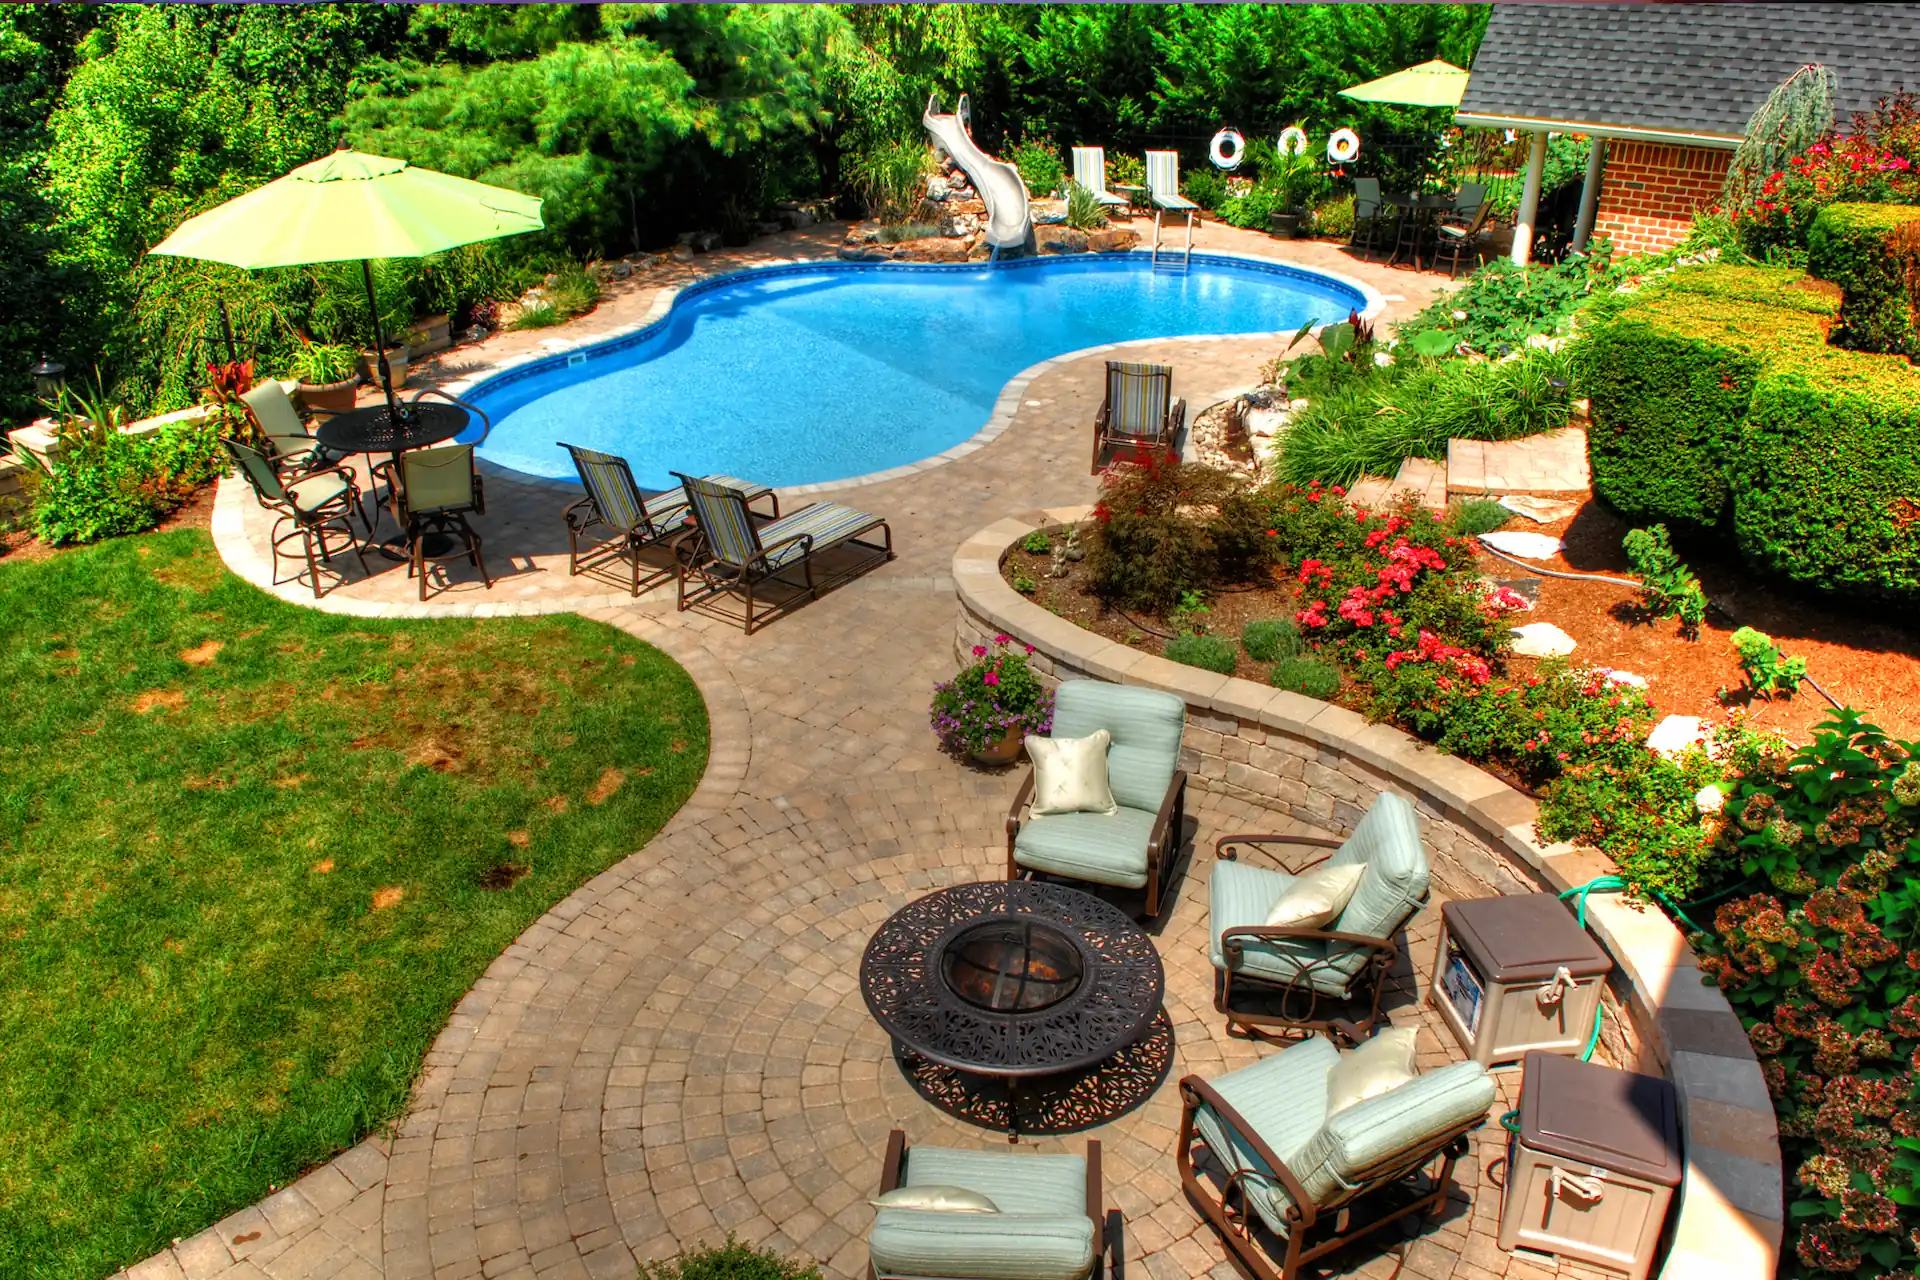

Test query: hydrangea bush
[1696,710,1920,1277]
[929,635,1054,756]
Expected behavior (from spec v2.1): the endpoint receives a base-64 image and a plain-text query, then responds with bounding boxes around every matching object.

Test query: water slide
[923,94,1032,250]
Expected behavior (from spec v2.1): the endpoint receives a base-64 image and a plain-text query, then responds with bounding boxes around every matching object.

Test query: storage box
[1430,893,1611,1065]
[1498,1052,1681,1280]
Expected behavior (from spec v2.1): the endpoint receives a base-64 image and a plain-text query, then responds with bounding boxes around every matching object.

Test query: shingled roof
[1458,3,1920,145]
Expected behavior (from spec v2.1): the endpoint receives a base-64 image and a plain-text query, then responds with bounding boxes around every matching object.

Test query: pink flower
[972,645,988,657]
[994,634,1010,644]
[984,671,1000,686]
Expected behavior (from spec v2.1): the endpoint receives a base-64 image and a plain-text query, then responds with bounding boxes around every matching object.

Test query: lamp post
[30,354,66,404]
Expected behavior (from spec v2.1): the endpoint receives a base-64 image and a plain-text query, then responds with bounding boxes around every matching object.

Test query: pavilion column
[1510,129,1549,266]
[1570,135,1608,254]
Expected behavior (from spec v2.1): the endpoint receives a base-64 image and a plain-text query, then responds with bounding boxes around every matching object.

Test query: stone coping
[950,506,1781,1280]
[441,248,1385,499]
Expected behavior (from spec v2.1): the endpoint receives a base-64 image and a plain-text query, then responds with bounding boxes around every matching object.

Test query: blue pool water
[467,253,1366,489]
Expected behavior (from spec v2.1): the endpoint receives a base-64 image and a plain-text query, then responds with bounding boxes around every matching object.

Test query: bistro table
[1384,192,1456,270]
[316,400,471,558]
[861,879,1166,1138]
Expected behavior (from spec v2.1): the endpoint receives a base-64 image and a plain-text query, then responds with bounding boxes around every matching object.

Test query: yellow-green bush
[1807,202,1920,357]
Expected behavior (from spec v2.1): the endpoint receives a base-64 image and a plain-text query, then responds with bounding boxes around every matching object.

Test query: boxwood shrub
[1733,349,1920,596]
[1578,266,1834,528]
[1806,202,1920,357]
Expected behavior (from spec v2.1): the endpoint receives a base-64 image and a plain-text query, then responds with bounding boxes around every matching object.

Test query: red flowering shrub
[1085,454,1274,610]
[1696,710,1920,1277]
[1738,93,1920,258]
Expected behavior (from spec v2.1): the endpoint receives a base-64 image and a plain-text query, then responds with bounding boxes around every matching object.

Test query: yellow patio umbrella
[1338,59,1470,109]
[149,147,544,417]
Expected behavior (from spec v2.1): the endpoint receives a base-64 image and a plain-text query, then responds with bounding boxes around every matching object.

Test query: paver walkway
[122,231,1610,1280]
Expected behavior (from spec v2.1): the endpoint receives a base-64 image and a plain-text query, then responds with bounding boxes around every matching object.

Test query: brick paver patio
[122,231,1623,1280]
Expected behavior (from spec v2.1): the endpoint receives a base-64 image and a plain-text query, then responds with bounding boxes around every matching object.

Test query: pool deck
[134,226,1601,1280]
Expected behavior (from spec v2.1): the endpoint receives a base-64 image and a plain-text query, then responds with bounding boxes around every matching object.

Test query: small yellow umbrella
[1338,59,1470,109]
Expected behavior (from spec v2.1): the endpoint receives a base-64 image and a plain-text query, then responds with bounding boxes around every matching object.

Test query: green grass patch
[0,530,710,1278]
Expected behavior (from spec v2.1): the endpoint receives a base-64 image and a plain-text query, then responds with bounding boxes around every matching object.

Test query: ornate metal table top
[316,401,468,455]
[860,880,1165,1079]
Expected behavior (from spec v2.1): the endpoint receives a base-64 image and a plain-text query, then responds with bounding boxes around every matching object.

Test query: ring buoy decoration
[1327,128,1360,164]
[1277,126,1309,156]
[1209,128,1245,169]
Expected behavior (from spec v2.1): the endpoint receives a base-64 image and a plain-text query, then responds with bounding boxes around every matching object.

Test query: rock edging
[951,506,1781,1280]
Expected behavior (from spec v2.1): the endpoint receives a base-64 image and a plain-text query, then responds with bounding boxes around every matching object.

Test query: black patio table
[316,401,471,557]
[861,879,1165,1138]
[1384,192,1456,270]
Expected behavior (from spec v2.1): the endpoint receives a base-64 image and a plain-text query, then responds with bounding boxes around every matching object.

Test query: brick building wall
[1593,140,1733,253]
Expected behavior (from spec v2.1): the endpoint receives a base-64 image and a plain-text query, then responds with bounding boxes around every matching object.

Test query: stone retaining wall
[952,507,1782,1280]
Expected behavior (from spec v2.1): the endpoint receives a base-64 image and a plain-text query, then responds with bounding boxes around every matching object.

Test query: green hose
[1557,877,1626,1062]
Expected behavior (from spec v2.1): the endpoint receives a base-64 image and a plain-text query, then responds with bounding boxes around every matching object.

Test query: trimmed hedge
[1735,349,1920,595]
[1807,202,1920,357]
[1578,267,1833,527]
[1583,262,1920,598]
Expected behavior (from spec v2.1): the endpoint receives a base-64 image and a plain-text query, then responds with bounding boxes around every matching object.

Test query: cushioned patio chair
[1091,360,1185,473]
[241,380,329,475]
[1444,181,1489,227]
[1008,680,1188,919]
[1350,177,1385,262]
[1070,147,1130,209]
[560,443,777,597]
[869,1130,1109,1280]
[1177,1035,1494,1280]
[222,435,367,599]
[1433,200,1496,279]
[672,472,893,634]
[1210,792,1429,1039]
[391,443,490,601]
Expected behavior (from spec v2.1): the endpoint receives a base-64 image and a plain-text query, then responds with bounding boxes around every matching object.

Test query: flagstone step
[1393,456,1450,510]
[1346,473,1397,509]
[1447,427,1590,496]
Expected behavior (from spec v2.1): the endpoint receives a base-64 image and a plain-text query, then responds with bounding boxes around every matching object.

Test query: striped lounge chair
[1070,147,1130,209]
[1092,360,1186,472]
[1145,149,1198,259]
[671,473,893,634]
[560,443,777,597]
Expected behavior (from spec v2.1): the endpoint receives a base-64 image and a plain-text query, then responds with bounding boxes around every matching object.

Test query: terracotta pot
[295,375,361,415]
[358,347,409,391]
[968,730,1024,768]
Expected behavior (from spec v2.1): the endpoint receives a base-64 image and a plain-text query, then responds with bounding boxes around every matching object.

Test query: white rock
[1499,495,1579,524]
[1480,531,1564,560]
[1694,784,1725,814]
[1647,715,1707,759]
[1246,408,1288,438]
[1595,667,1648,688]
[1511,622,1576,658]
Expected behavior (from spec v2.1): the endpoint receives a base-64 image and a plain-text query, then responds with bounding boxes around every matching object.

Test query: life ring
[1277,126,1309,156]
[1209,128,1245,170]
[1327,128,1360,164]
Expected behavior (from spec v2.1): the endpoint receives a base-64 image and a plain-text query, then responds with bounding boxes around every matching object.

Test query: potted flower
[287,342,362,413]
[930,634,1055,766]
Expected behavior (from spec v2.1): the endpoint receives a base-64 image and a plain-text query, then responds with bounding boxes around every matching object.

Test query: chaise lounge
[1091,360,1185,473]
[560,443,777,597]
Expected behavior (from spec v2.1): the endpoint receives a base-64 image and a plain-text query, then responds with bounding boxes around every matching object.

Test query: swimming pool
[465,252,1371,490]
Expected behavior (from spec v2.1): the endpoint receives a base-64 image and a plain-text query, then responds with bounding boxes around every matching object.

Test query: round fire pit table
[861,880,1166,1137]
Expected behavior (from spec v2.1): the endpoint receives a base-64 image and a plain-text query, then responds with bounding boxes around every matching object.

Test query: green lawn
[0,530,709,1279]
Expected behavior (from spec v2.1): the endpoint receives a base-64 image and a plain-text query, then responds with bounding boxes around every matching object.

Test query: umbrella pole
[361,259,403,419]
[218,298,240,365]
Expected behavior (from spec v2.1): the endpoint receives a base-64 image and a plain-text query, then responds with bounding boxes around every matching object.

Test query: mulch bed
[1005,501,1920,745]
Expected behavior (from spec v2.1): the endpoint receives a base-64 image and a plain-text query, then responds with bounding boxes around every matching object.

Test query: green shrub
[1165,632,1237,675]
[1537,753,1725,900]
[1623,524,1708,633]
[846,139,934,223]
[1271,656,1340,698]
[874,221,941,244]
[1398,248,1623,355]
[1241,618,1302,663]
[1217,184,1281,230]
[26,420,224,546]
[286,342,357,386]
[641,1238,823,1280]
[1009,140,1064,198]
[1311,194,1354,239]
[1086,456,1273,611]
[1020,529,1051,554]
[1106,152,1144,190]
[509,301,563,330]
[546,262,601,318]
[1576,265,1833,527]
[1446,498,1510,538]
[1806,202,1920,356]
[1733,350,1920,596]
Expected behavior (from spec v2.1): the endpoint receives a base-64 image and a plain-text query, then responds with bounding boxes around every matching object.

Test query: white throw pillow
[871,1184,1000,1213]
[1325,1026,1420,1116]
[1262,862,1365,928]
[1027,730,1117,816]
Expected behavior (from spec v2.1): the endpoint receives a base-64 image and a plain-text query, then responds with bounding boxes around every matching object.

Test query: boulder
[751,220,785,238]
[1499,495,1579,524]
[1086,227,1140,253]
[891,237,968,263]
[782,207,816,229]
[1035,226,1089,255]
[1647,715,1707,759]
[1510,622,1576,658]
[950,198,987,218]
[1479,530,1564,561]
[835,244,892,261]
